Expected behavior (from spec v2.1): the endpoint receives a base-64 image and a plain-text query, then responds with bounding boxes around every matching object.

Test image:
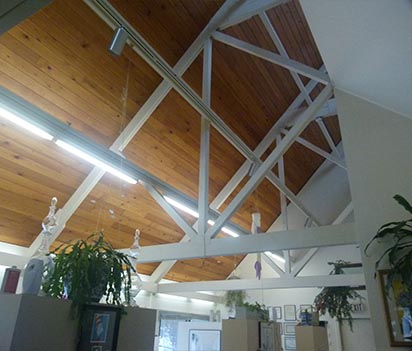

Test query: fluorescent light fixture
[164,196,199,218]
[265,251,286,263]
[55,140,137,184]
[208,220,239,237]
[0,106,53,140]
[164,196,240,237]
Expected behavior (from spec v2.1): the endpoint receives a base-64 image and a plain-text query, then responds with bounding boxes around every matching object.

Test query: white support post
[141,181,198,239]
[259,11,312,105]
[219,0,289,30]
[212,31,330,84]
[206,85,333,239]
[138,223,356,263]
[29,0,245,254]
[152,273,365,293]
[198,38,213,236]
[276,134,291,274]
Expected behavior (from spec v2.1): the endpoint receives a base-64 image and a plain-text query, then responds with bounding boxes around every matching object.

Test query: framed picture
[260,322,275,351]
[284,336,296,350]
[300,304,313,313]
[284,305,296,321]
[77,304,121,351]
[379,270,412,346]
[273,306,282,320]
[189,329,221,351]
[284,322,296,335]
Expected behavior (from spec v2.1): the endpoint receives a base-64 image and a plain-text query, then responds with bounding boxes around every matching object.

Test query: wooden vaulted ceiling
[0,0,340,282]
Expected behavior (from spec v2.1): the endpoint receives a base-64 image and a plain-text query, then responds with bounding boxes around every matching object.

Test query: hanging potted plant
[365,194,412,295]
[314,261,361,331]
[42,232,135,318]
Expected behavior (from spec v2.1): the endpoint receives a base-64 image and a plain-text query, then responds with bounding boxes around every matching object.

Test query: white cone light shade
[0,106,53,140]
[55,140,137,184]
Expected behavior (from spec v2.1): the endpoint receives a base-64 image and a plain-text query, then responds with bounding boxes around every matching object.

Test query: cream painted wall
[337,88,412,350]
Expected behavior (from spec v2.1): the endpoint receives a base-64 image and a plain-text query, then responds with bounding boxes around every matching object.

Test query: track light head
[108,27,128,56]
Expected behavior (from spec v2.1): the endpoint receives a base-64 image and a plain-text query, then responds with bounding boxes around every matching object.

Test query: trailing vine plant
[43,232,135,318]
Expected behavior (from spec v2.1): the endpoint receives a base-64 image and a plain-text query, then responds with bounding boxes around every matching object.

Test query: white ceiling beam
[213,31,330,84]
[262,254,285,276]
[281,130,346,169]
[206,85,333,239]
[152,273,365,293]
[316,118,341,158]
[259,11,312,105]
[0,0,53,35]
[140,181,198,239]
[28,0,245,255]
[219,0,288,30]
[198,38,213,236]
[138,222,356,263]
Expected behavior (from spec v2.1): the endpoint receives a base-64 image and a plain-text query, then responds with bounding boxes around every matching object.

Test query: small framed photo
[273,306,282,320]
[77,304,121,351]
[284,323,296,335]
[285,336,296,350]
[300,304,313,313]
[284,305,296,321]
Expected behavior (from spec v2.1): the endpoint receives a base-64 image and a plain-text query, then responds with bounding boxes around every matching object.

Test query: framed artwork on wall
[379,270,412,347]
[77,304,121,351]
[300,304,313,313]
[284,336,296,350]
[284,323,296,335]
[188,329,221,351]
[284,305,296,321]
[273,306,282,320]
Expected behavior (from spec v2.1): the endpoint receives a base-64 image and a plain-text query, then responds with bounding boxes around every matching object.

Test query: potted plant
[313,261,361,331]
[242,301,270,322]
[224,276,247,313]
[365,194,412,294]
[42,232,135,317]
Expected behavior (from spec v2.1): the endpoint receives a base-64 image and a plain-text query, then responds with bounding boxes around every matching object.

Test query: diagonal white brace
[213,31,330,84]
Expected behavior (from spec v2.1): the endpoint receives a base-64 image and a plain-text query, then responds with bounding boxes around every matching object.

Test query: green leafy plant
[224,276,246,311]
[242,301,270,322]
[365,194,412,295]
[43,232,135,318]
[314,261,361,331]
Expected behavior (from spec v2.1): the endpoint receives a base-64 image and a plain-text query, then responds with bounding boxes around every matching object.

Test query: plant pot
[235,306,262,320]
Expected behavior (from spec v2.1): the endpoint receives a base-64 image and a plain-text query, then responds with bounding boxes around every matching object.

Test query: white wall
[337,89,412,351]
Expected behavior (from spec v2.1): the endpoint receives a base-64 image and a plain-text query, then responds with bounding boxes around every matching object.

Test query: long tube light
[55,140,137,184]
[0,105,53,140]
[265,251,286,264]
[164,196,239,237]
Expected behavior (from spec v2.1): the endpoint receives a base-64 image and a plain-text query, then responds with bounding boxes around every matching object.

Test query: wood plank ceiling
[0,0,340,282]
